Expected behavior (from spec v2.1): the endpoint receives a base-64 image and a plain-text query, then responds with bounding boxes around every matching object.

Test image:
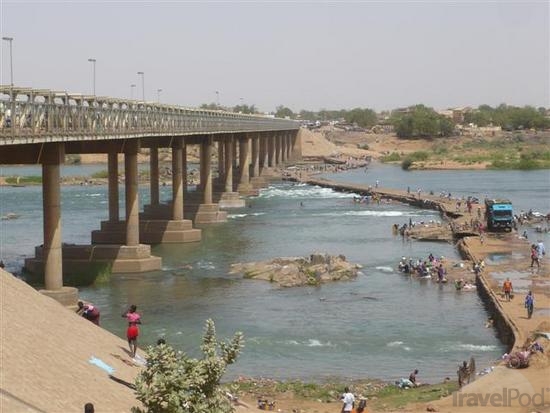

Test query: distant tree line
[275,106,378,129]
[274,102,549,138]
[202,102,549,138]
[463,104,549,130]
[200,103,258,114]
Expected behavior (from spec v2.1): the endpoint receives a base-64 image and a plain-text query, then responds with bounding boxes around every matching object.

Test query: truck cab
[485,199,514,231]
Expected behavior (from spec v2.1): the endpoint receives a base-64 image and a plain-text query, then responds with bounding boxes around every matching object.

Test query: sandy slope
[0,270,142,412]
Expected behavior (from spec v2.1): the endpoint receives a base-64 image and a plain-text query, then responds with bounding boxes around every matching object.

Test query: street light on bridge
[215,90,220,107]
[2,36,14,87]
[130,84,136,100]
[137,71,145,101]
[157,88,162,103]
[87,58,96,95]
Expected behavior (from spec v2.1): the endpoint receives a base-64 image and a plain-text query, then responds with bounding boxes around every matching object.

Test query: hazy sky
[1,1,548,112]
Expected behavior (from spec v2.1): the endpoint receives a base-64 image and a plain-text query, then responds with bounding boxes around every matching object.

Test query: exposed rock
[230,253,361,287]
[407,223,453,242]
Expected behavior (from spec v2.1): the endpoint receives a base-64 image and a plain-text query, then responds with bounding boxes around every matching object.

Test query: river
[1,163,548,383]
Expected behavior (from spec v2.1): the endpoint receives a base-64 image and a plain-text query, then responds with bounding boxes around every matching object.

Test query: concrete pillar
[124,140,140,247]
[267,134,275,167]
[201,135,213,204]
[42,143,64,291]
[172,141,184,221]
[281,133,287,163]
[232,139,238,172]
[182,143,188,194]
[259,133,267,171]
[108,152,119,222]
[275,133,281,165]
[150,146,160,206]
[224,136,233,192]
[239,135,250,186]
[286,133,292,160]
[217,139,225,182]
[251,134,260,178]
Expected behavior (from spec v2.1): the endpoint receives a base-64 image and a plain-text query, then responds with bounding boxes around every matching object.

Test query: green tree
[132,319,244,413]
[392,105,453,138]
[275,105,294,119]
[344,108,377,129]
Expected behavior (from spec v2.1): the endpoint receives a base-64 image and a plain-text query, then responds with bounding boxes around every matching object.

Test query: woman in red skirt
[122,304,142,357]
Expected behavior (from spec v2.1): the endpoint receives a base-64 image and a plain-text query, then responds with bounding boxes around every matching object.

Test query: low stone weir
[458,239,518,350]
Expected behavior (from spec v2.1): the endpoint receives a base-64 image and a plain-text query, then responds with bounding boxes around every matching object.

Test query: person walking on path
[530,244,540,269]
[122,304,142,358]
[502,278,513,301]
[341,387,355,413]
[525,291,535,319]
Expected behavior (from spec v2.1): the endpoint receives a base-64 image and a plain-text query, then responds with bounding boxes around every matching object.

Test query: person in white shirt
[341,387,355,413]
[537,240,546,261]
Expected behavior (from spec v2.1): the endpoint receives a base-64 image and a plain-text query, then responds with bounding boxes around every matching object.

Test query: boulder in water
[230,253,360,287]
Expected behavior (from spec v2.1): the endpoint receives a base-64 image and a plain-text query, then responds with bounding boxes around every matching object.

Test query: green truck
[485,199,514,231]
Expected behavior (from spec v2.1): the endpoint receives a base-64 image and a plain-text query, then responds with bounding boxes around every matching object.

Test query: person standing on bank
[537,240,546,262]
[502,278,513,301]
[341,386,355,413]
[122,304,142,357]
[525,291,535,319]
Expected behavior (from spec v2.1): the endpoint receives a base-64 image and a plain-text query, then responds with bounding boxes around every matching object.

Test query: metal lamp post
[2,36,14,86]
[157,88,162,103]
[87,58,96,95]
[137,71,145,101]
[215,90,220,107]
[130,84,136,99]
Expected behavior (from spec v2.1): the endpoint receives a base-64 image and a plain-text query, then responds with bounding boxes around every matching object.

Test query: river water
[1,163,548,383]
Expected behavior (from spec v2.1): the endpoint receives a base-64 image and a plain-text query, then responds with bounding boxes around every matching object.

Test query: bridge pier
[125,140,202,243]
[236,133,257,196]
[89,141,162,272]
[249,133,268,189]
[217,134,245,208]
[255,132,281,180]
[34,143,78,305]
[188,135,228,223]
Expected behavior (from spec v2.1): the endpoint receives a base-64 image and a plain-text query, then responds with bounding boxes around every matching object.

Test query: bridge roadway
[0,86,301,305]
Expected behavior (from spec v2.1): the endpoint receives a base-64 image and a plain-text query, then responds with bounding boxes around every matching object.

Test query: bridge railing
[0,87,298,143]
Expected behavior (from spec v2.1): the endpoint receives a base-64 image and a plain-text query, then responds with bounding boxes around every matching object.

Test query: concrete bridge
[0,86,301,305]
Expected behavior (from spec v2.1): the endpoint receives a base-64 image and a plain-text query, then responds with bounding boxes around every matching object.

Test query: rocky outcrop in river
[229,253,361,287]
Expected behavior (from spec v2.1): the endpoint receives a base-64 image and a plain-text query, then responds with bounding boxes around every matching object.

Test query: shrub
[401,158,413,170]
[381,152,401,162]
[91,170,109,179]
[408,151,429,161]
[132,319,244,413]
